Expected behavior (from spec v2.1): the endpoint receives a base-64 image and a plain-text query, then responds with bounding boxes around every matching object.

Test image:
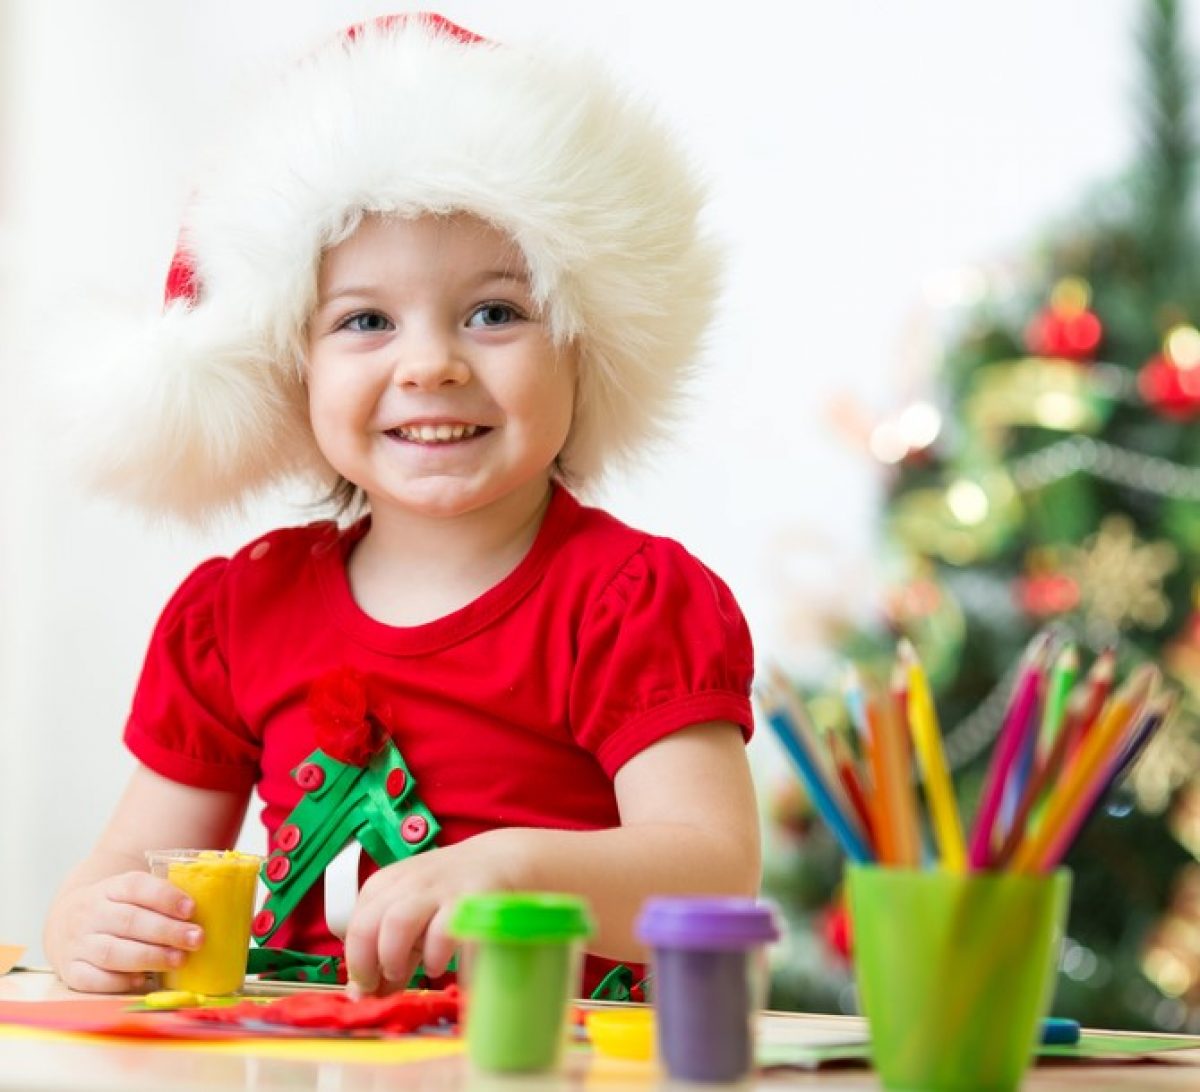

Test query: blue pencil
[761,687,875,864]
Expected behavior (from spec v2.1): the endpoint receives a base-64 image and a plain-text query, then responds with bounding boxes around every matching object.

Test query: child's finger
[421,904,458,979]
[98,901,202,951]
[78,932,187,974]
[343,904,384,995]
[375,902,434,987]
[61,960,154,995]
[105,872,195,919]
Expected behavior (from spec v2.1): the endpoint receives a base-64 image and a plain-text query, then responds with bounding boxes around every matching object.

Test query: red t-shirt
[125,485,755,993]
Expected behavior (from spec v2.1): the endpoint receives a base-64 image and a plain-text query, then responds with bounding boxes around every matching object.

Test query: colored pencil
[826,728,877,850]
[1037,643,1079,763]
[846,666,899,862]
[1064,647,1117,758]
[880,673,922,867]
[759,681,875,864]
[767,668,857,816]
[900,639,967,872]
[841,664,876,771]
[991,653,1086,868]
[1010,665,1157,874]
[969,641,1046,869]
[1039,693,1173,870]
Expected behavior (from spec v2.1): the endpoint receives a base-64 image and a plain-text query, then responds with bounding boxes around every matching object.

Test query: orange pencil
[888,667,921,873]
[1064,648,1116,758]
[888,660,922,866]
[861,690,899,864]
[1010,664,1157,874]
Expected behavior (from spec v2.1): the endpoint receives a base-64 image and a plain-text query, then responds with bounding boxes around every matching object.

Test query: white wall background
[2,0,1195,961]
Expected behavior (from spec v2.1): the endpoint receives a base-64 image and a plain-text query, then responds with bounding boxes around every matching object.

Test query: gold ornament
[1165,593,1200,702]
[888,470,1022,565]
[1132,707,1200,815]
[1061,515,1179,637]
[966,357,1110,439]
[1142,864,1200,1008]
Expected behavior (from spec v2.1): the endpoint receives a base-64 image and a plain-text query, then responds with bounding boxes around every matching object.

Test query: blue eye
[467,303,522,328]
[340,312,392,333]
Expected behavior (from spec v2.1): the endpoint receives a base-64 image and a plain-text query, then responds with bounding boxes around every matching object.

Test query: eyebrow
[317,270,532,308]
[471,269,532,288]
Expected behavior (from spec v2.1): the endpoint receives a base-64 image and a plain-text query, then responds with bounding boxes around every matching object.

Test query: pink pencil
[967,639,1047,869]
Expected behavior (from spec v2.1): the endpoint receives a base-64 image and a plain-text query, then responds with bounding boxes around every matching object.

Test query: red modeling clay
[192,987,460,1035]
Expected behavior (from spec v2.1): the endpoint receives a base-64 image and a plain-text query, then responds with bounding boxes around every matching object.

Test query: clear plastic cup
[145,849,262,995]
[636,897,782,1083]
[449,892,593,1072]
[847,865,1072,1092]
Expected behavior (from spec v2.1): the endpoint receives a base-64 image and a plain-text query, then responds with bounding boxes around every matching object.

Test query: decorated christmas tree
[765,0,1200,1032]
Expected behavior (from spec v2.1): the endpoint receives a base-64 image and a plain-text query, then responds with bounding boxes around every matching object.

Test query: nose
[390,327,471,390]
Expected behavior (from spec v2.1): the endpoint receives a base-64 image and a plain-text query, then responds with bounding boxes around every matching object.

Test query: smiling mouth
[387,423,491,444]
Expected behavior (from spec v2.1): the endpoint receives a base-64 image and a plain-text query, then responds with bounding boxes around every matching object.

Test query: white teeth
[395,423,480,443]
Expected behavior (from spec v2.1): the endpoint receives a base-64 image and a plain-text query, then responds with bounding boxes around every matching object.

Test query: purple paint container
[636,898,782,1083]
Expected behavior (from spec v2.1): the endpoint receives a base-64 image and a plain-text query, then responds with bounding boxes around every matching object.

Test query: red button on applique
[295,763,325,791]
[386,768,408,798]
[252,910,276,938]
[276,824,302,852]
[400,815,429,844]
[266,855,291,883]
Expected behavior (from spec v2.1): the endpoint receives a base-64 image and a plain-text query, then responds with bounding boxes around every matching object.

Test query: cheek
[305,355,368,452]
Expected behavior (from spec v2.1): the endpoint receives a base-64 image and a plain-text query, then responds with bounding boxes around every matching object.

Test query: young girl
[44,14,759,998]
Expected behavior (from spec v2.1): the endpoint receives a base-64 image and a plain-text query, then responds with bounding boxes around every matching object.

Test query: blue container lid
[636,897,782,950]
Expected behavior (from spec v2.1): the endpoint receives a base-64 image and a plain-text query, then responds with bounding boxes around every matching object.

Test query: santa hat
[77,14,720,520]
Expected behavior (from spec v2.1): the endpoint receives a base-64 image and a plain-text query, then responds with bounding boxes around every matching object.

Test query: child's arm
[44,764,249,993]
[345,722,759,993]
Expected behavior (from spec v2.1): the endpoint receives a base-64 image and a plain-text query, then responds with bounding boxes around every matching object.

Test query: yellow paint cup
[146,849,262,995]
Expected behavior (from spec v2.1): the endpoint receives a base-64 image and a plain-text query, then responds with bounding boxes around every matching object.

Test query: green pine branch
[1133,0,1197,299]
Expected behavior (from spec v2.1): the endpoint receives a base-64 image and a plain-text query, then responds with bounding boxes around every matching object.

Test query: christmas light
[946,480,989,525]
[899,402,942,449]
[1010,436,1200,501]
[1166,325,1200,369]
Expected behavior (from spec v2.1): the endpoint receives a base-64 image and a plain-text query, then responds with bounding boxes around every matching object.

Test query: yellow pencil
[1009,664,1158,874]
[899,639,967,872]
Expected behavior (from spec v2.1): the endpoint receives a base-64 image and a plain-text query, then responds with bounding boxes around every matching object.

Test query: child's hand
[344,831,523,997]
[51,872,202,993]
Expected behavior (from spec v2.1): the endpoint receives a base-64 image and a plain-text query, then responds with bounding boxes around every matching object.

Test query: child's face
[306,214,576,519]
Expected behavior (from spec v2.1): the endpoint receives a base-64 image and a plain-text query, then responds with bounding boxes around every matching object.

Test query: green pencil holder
[449,892,593,1073]
[847,865,1071,1092]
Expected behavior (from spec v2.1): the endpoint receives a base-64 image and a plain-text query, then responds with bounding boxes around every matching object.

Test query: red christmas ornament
[884,578,942,629]
[820,898,853,964]
[307,667,386,766]
[1015,572,1080,617]
[1138,325,1200,420]
[1024,278,1102,362]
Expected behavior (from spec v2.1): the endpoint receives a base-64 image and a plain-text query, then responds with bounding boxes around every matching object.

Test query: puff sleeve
[570,538,755,777]
[123,558,260,793]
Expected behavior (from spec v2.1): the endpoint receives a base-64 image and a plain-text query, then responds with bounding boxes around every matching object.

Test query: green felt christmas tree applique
[248,667,440,978]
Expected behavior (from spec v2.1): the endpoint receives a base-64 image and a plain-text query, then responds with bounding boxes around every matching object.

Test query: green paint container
[847,865,1071,1092]
[449,893,593,1073]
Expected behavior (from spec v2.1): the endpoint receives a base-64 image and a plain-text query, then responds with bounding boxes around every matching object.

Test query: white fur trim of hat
[80,13,721,520]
